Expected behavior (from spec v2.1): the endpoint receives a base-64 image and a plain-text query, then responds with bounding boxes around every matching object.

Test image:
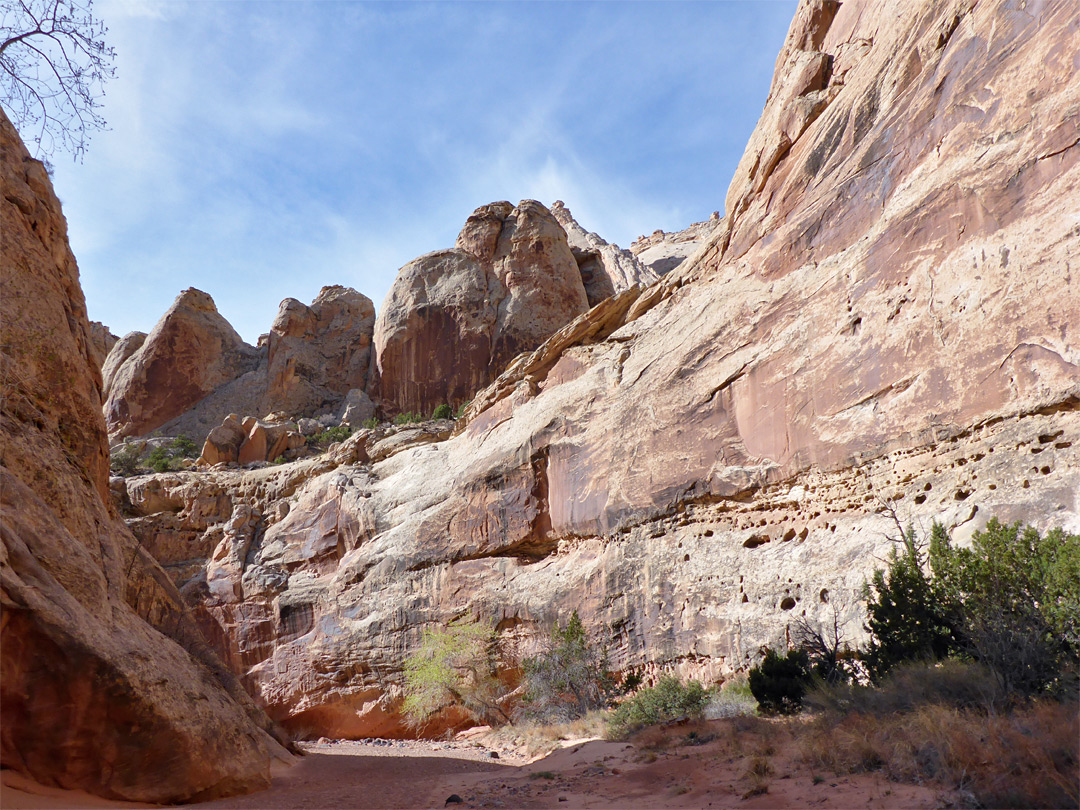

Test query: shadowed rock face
[550,200,659,306]
[0,108,291,802]
[122,0,1079,740]
[373,200,590,417]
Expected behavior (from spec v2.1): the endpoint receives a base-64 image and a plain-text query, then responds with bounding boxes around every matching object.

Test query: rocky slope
[0,107,292,802]
[115,0,1079,740]
[629,212,719,276]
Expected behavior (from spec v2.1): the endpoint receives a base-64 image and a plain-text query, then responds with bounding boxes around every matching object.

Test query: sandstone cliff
[117,0,1079,740]
[0,107,291,802]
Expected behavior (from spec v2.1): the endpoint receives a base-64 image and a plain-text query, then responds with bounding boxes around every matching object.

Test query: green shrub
[863,525,958,681]
[309,425,352,449]
[523,611,614,723]
[361,417,379,430]
[403,616,512,728]
[431,403,452,420]
[169,433,199,458]
[606,676,709,739]
[454,401,470,419]
[864,520,1079,696]
[146,445,182,473]
[393,411,423,425]
[749,648,810,715]
[110,443,141,476]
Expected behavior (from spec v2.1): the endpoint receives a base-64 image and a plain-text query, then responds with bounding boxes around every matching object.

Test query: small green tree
[402,616,512,728]
[431,403,452,420]
[170,434,198,458]
[863,520,1079,696]
[110,443,140,476]
[749,648,811,714]
[523,611,614,722]
[862,525,958,681]
[932,519,1079,695]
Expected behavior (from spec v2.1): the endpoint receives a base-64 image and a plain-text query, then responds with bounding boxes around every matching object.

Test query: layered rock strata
[119,0,1079,740]
[0,108,291,801]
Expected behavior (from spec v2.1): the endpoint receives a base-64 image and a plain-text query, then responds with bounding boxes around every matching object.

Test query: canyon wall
[117,0,1079,740]
[0,108,292,802]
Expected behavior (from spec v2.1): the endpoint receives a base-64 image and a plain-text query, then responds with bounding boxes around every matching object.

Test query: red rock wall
[0,108,291,802]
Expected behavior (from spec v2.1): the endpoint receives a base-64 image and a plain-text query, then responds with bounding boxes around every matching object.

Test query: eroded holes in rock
[780,597,797,611]
[683,553,690,562]
[743,534,769,549]
[782,528,796,542]
[956,458,967,467]
[820,589,829,603]
[703,529,714,537]
[798,527,809,541]
[742,594,749,603]
[830,524,837,532]
[914,494,927,505]
[971,452,985,462]
[1022,480,1030,489]
[1041,466,1051,475]
[988,483,997,490]
[923,482,933,491]
[1031,446,1044,454]
[277,601,315,640]
[954,489,971,501]
[1055,441,1072,449]
[1039,431,1064,444]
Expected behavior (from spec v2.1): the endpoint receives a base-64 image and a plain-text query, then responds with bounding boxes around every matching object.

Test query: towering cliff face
[120,0,1078,740]
[0,108,291,802]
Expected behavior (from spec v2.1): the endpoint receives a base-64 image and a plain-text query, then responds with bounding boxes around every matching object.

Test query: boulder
[0,106,290,802]
[264,285,376,416]
[336,389,375,427]
[199,414,247,465]
[373,200,590,417]
[101,330,146,399]
[103,288,259,440]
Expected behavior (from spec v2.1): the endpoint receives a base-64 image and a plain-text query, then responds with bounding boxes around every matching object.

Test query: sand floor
[1,719,949,810]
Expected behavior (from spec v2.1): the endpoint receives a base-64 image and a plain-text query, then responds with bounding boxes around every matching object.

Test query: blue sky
[47,0,797,344]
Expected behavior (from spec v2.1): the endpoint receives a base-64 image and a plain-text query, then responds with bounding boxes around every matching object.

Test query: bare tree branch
[1,0,115,162]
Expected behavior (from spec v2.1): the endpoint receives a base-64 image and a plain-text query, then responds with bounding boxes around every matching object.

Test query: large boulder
[374,200,590,417]
[0,107,290,802]
[264,285,376,415]
[101,330,146,399]
[103,288,259,440]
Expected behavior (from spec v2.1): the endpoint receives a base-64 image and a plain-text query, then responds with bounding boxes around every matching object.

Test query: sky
[42,0,798,344]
